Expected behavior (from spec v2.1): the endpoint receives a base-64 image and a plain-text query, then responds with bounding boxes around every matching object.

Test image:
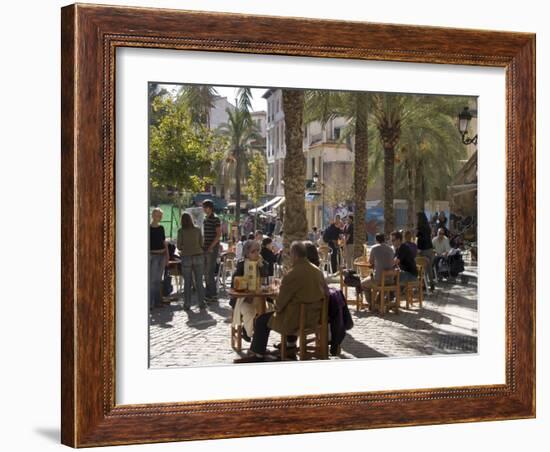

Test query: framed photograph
[61,3,535,447]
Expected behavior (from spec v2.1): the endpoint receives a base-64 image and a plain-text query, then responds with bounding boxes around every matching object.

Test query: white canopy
[248,196,283,214]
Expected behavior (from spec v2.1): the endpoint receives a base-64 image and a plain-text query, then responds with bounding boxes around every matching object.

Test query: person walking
[323,217,343,274]
[417,211,435,292]
[177,212,206,311]
[202,200,221,303]
[149,207,169,310]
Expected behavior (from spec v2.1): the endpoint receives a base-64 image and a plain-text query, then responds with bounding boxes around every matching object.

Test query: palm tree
[305,90,369,259]
[237,87,253,115]
[372,93,404,235]
[216,108,261,227]
[179,85,218,128]
[368,94,469,230]
[350,92,369,259]
[281,89,307,266]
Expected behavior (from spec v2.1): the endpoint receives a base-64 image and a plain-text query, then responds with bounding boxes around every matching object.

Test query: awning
[248,196,283,214]
[305,192,321,202]
[449,183,477,197]
[272,197,285,209]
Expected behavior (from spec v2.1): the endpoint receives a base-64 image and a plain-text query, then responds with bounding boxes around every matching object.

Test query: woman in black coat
[260,237,279,277]
[417,212,435,292]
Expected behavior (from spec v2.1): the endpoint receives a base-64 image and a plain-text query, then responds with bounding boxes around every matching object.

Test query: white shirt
[432,236,451,255]
[272,237,283,252]
[236,241,244,260]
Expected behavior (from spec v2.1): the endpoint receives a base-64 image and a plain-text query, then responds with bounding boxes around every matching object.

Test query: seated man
[432,227,451,279]
[360,233,395,303]
[391,230,418,285]
[234,241,327,363]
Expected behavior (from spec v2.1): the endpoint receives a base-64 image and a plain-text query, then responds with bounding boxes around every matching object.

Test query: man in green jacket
[234,241,327,363]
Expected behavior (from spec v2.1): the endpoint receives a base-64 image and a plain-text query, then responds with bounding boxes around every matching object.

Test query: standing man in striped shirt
[202,199,222,302]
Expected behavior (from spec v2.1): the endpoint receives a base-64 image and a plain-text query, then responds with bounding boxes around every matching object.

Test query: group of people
[301,210,456,294]
[241,215,283,238]
[150,200,456,361]
[318,214,355,273]
[235,230,283,272]
[149,200,222,311]
[357,212,455,296]
[232,240,336,363]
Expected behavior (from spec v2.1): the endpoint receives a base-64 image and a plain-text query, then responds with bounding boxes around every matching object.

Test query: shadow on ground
[340,333,388,358]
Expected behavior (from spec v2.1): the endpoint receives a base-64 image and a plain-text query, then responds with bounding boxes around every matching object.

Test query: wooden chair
[280,298,329,361]
[230,310,243,352]
[415,256,430,293]
[318,245,331,277]
[404,262,424,309]
[167,260,183,294]
[217,252,236,291]
[370,269,401,314]
[340,260,365,310]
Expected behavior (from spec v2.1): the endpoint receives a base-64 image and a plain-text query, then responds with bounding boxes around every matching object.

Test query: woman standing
[149,208,169,310]
[177,212,206,310]
[260,237,279,276]
[417,211,435,292]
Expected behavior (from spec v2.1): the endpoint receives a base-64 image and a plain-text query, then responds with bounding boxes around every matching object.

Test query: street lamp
[312,172,319,186]
[313,171,325,229]
[458,106,478,146]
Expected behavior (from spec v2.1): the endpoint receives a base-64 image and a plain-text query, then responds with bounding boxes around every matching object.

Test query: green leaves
[246,152,267,204]
[149,95,220,194]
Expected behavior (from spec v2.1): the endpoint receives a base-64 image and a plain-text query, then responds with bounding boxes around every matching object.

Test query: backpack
[343,269,362,293]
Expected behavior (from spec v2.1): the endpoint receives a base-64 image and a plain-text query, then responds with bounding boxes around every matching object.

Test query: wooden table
[226,287,279,314]
[227,287,280,351]
[353,260,372,278]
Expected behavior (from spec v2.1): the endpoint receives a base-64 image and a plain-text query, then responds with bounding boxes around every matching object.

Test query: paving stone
[149,273,478,368]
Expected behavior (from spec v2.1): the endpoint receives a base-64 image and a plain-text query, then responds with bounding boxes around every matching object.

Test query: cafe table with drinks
[228,259,281,350]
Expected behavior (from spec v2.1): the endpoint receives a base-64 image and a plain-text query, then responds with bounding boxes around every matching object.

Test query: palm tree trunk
[384,144,395,234]
[406,159,415,229]
[235,147,241,228]
[281,90,307,269]
[353,93,368,258]
[415,159,425,215]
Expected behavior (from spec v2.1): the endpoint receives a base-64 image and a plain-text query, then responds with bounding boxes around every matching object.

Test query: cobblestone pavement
[149,274,478,368]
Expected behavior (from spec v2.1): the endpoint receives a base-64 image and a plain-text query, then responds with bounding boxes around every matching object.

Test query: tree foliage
[178,85,219,127]
[246,152,267,205]
[216,91,261,224]
[149,95,225,194]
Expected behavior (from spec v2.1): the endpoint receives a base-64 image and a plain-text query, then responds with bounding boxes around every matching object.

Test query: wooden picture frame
[61,3,535,447]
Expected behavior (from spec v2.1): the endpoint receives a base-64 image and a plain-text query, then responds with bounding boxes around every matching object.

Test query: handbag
[343,269,362,293]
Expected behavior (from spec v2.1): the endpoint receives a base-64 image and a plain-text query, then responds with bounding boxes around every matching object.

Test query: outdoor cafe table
[226,287,279,314]
[354,260,373,278]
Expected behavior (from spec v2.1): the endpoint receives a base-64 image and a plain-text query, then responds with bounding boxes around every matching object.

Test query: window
[334,127,341,140]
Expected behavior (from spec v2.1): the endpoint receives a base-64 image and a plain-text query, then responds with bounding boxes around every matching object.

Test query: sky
[214,86,268,112]
[158,84,268,112]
